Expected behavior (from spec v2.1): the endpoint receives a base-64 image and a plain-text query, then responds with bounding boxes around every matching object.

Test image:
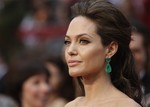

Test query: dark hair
[71,0,142,104]
[46,57,75,101]
[4,59,50,106]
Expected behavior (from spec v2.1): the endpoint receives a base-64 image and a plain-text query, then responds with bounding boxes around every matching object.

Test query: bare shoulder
[64,102,73,107]
[117,98,141,107]
[64,97,83,107]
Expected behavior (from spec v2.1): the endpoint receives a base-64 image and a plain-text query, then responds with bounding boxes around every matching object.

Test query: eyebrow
[65,33,95,39]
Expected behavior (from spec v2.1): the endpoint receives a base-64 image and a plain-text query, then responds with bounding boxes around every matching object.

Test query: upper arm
[118,99,142,107]
[126,103,141,107]
[121,103,141,107]
[64,97,82,107]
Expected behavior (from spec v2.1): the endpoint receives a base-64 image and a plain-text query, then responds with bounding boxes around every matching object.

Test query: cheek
[84,47,105,70]
[134,51,145,63]
[65,48,68,61]
[22,84,37,102]
[50,75,62,90]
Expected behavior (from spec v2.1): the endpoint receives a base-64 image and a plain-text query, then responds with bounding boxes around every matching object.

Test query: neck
[82,70,114,102]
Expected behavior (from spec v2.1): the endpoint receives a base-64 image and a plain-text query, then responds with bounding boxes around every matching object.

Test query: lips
[67,60,82,67]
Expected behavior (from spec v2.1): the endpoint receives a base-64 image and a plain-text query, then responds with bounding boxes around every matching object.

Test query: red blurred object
[142,0,150,31]
[17,25,68,41]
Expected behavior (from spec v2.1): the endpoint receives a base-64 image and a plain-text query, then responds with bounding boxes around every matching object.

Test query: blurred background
[0,0,78,62]
[0,0,150,63]
[0,0,150,107]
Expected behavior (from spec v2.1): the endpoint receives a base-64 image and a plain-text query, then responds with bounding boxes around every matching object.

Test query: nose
[67,43,78,56]
[41,82,50,94]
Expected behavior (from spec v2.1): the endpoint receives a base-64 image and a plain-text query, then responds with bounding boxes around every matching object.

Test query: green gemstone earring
[105,58,112,73]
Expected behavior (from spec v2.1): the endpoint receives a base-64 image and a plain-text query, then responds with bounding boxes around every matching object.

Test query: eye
[33,80,40,85]
[64,40,71,46]
[79,39,90,45]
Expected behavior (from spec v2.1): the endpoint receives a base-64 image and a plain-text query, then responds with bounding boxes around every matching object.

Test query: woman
[130,21,150,95]
[4,59,50,107]
[64,0,142,107]
[46,57,75,107]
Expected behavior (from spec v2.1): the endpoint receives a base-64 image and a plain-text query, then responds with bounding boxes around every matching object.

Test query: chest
[74,100,120,107]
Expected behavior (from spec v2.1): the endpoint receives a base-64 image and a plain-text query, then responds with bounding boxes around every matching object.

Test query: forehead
[130,32,144,48]
[131,32,144,44]
[66,16,97,36]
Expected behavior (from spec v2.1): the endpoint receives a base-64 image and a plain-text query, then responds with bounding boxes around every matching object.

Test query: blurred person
[130,0,145,19]
[64,0,142,107]
[0,54,8,80]
[108,0,134,19]
[108,0,150,33]
[4,59,50,107]
[55,1,70,26]
[0,94,18,107]
[0,53,8,93]
[45,37,65,58]
[18,2,51,49]
[55,0,78,26]
[130,21,150,95]
[144,93,150,107]
[46,57,75,107]
[0,0,4,11]
[130,0,150,31]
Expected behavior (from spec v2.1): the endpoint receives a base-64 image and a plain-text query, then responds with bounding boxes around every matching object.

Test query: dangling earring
[105,58,112,73]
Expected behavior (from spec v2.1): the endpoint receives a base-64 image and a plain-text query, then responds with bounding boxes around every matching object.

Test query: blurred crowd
[0,0,150,107]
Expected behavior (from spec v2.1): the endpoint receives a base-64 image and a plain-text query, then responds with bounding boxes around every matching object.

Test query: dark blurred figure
[18,1,52,49]
[109,0,150,32]
[142,0,150,31]
[0,53,8,95]
[130,21,150,95]
[0,0,29,62]
[0,54,8,80]
[2,56,50,107]
[0,94,18,107]
[46,57,75,107]
[108,0,135,20]
[145,93,150,107]
[55,1,70,26]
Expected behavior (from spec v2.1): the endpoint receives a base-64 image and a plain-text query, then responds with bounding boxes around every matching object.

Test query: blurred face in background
[46,63,63,92]
[130,32,146,74]
[21,74,49,107]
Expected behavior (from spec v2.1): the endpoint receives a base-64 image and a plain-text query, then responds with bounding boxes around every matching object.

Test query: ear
[105,41,118,58]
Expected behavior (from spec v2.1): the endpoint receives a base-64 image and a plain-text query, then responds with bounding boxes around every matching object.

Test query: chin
[69,69,85,77]
[69,71,80,77]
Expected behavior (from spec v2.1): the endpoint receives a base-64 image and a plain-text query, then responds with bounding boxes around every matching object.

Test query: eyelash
[64,40,71,45]
[64,39,90,46]
[79,39,90,44]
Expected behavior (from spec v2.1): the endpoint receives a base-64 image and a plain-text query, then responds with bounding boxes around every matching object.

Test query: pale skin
[21,74,49,107]
[64,16,141,107]
[130,32,146,75]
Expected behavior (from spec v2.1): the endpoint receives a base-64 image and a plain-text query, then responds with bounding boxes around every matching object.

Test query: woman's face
[46,63,62,91]
[21,74,49,107]
[130,32,146,74]
[64,16,107,77]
